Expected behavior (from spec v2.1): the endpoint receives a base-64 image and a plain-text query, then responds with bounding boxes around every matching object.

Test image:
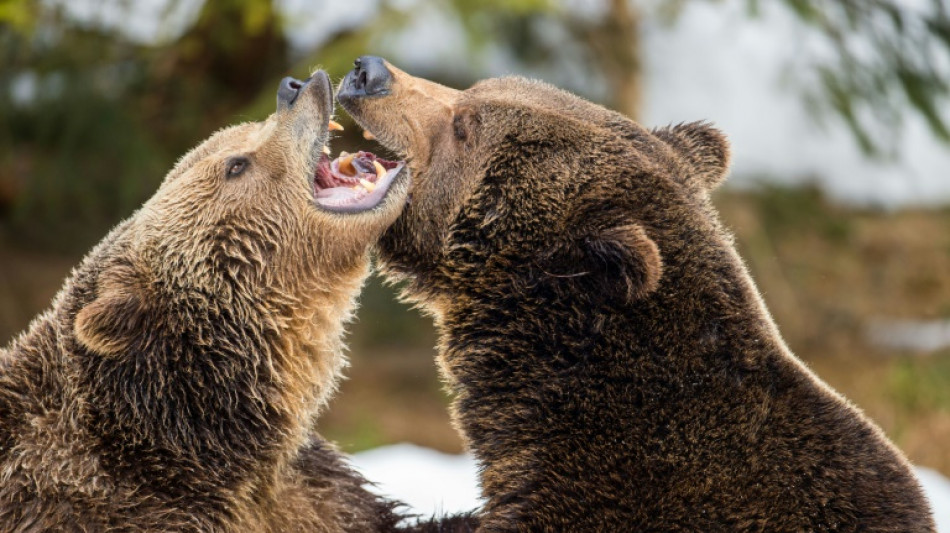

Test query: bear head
[70,71,409,456]
[337,57,730,311]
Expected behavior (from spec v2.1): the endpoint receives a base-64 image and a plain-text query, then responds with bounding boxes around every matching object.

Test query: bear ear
[540,223,662,306]
[652,121,731,192]
[74,265,152,356]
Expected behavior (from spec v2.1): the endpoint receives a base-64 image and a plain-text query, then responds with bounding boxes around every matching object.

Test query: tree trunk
[571,0,643,121]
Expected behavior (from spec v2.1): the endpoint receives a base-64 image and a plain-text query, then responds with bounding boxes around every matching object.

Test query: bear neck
[55,247,363,508]
[435,243,787,390]
[429,220,797,515]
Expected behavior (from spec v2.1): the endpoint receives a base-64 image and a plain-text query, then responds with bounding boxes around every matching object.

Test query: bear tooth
[359,178,376,192]
[328,120,344,131]
[373,161,387,181]
[322,146,330,155]
[338,154,356,176]
[363,130,375,140]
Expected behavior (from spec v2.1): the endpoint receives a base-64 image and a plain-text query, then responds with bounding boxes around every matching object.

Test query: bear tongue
[315,186,365,202]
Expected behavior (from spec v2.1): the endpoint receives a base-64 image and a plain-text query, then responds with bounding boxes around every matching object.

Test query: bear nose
[340,56,392,99]
[277,76,306,110]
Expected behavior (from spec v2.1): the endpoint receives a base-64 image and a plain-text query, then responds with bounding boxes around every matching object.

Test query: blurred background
[1,0,949,502]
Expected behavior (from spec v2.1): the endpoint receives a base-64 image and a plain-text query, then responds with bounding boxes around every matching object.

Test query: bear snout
[277,70,333,117]
[277,76,305,110]
[338,55,393,103]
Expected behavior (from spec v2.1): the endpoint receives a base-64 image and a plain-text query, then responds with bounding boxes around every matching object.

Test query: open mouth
[312,124,405,213]
[313,149,404,212]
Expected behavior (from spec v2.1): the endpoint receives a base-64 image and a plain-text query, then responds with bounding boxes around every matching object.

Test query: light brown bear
[337,57,935,532]
[0,71,475,532]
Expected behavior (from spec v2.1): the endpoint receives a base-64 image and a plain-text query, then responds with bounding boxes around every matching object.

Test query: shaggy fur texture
[0,72,473,532]
[339,59,936,532]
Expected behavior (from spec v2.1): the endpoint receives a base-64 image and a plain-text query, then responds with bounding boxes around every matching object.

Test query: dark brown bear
[337,57,936,532]
[0,71,475,532]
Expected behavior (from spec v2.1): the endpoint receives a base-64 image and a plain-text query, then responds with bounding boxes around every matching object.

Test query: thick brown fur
[0,73,474,532]
[339,61,936,532]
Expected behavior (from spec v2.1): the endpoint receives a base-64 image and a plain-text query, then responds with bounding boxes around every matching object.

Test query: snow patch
[350,443,482,519]
[868,319,950,353]
[352,444,950,530]
[918,466,950,532]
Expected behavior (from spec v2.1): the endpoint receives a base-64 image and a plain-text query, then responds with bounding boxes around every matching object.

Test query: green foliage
[0,0,289,251]
[350,275,436,351]
[291,3,412,81]
[322,410,387,452]
[3,0,950,250]
[778,0,950,154]
[750,183,853,244]
[447,0,556,42]
[0,13,162,249]
[0,0,35,32]
[891,353,950,413]
[3,90,167,249]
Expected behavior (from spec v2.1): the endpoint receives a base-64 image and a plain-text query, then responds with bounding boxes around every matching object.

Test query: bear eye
[225,157,250,179]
